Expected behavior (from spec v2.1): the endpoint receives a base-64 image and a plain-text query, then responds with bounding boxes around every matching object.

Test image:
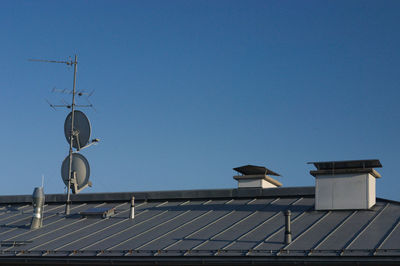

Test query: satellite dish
[64,110,91,150]
[61,153,91,194]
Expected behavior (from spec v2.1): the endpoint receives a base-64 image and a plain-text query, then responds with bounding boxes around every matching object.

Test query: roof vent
[80,207,115,219]
[309,159,382,210]
[233,165,282,189]
[30,187,45,230]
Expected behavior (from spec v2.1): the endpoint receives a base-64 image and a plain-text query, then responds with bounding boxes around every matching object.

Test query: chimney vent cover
[233,164,282,188]
[308,159,382,178]
[308,159,382,170]
[234,165,281,176]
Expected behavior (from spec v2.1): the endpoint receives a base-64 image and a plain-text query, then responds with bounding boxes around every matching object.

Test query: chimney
[30,187,45,230]
[309,159,382,210]
[233,165,282,189]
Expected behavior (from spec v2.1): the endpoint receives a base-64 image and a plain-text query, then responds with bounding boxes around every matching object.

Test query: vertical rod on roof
[284,210,292,244]
[65,55,78,216]
[130,196,135,219]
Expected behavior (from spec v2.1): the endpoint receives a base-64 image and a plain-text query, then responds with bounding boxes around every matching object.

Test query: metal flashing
[0,255,399,265]
[310,168,382,178]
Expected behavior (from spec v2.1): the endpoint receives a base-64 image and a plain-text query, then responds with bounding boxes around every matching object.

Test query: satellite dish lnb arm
[75,133,81,151]
[79,138,100,151]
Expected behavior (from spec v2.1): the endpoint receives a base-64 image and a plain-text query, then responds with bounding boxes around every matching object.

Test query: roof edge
[376,197,400,205]
[0,187,315,204]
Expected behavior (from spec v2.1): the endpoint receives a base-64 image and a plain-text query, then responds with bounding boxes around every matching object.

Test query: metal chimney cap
[32,187,44,198]
[308,159,382,170]
[308,159,382,178]
[233,165,281,176]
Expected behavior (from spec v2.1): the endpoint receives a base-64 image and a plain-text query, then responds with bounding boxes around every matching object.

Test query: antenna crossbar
[52,87,94,97]
[28,58,75,66]
[46,104,93,109]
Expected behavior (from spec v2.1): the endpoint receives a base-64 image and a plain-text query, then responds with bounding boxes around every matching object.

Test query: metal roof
[0,187,398,265]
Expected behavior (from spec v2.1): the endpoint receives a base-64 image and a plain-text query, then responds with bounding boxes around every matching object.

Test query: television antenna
[29,55,100,215]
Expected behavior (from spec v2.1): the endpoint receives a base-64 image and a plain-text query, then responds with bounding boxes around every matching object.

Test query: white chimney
[233,165,282,189]
[309,159,382,210]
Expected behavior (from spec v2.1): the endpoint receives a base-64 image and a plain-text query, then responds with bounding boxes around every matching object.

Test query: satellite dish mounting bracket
[68,169,90,194]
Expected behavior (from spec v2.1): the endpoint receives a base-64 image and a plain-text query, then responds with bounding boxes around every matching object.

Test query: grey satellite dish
[61,153,91,194]
[64,110,91,150]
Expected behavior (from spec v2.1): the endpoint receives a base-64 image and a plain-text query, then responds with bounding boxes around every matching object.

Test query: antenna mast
[66,55,78,215]
[30,55,98,216]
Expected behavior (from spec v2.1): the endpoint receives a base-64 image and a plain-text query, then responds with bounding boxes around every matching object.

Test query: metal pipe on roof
[129,196,135,219]
[30,187,45,230]
[284,210,292,244]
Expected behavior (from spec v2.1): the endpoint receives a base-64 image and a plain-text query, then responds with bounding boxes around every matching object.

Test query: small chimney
[30,187,45,230]
[284,210,292,244]
[129,196,135,219]
[233,165,282,189]
[309,159,382,210]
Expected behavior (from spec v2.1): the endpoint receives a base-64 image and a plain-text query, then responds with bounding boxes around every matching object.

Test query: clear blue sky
[1,1,399,201]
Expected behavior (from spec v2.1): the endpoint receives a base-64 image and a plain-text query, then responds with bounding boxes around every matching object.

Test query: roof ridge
[0,187,315,204]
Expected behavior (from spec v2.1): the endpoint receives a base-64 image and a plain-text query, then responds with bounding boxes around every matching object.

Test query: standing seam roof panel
[316,202,387,252]
[8,203,108,252]
[31,202,129,251]
[228,197,314,251]
[55,201,156,251]
[196,199,277,251]
[111,200,211,251]
[0,204,67,240]
[77,201,175,251]
[2,203,89,246]
[163,199,252,252]
[83,201,188,251]
[349,203,400,250]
